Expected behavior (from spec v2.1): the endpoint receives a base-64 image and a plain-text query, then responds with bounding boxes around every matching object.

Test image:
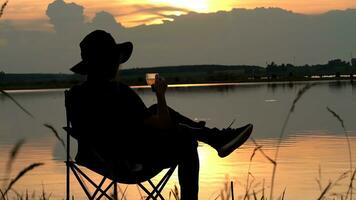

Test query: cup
[146,73,158,86]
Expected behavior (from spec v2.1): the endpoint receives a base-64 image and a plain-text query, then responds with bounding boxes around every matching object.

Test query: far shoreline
[1,78,354,93]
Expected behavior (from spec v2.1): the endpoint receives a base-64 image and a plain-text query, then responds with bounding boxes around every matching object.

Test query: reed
[1,140,44,200]
[326,106,353,199]
[0,0,8,18]
[3,139,26,190]
[43,123,65,149]
[6,139,25,172]
[317,170,350,200]
[270,83,317,200]
[0,90,34,118]
[3,163,44,197]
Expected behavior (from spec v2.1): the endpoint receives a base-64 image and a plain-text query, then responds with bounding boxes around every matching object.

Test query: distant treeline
[119,59,356,85]
[0,73,84,89]
[1,59,355,90]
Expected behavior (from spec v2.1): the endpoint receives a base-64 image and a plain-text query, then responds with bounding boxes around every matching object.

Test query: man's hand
[154,75,167,97]
[144,74,171,129]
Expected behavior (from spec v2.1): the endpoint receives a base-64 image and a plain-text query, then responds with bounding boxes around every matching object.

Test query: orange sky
[1,0,356,28]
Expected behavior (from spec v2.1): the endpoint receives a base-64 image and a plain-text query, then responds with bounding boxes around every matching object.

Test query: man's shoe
[212,124,253,158]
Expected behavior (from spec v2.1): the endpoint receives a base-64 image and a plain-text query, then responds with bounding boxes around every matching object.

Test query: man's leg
[148,104,253,158]
[144,128,200,200]
[148,104,205,128]
[178,141,199,200]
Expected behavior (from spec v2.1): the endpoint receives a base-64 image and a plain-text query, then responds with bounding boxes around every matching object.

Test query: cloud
[117,4,190,17]
[90,11,124,33]
[46,0,85,34]
[0,1,356,73]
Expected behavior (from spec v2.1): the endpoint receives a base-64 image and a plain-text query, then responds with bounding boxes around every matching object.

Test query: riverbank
[0,77,355,91]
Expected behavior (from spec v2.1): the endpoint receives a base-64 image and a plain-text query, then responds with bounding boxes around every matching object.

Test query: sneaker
[212,124,253,158]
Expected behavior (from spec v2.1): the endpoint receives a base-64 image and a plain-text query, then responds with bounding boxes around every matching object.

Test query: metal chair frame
[64,90,177,200]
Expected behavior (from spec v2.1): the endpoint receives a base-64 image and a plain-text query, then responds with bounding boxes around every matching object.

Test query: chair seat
[74,156,167,184]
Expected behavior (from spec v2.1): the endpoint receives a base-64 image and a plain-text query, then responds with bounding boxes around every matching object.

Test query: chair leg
[138,183,155,200]
[96,181,115,200]
[70,165,92,199]
[73,165,112,199]
[91,177,107,200]
[113,182,118,200]
[154,166,176,197]
[147,180,165,200]
[138,166,177,200]
[71,165,113,200]
[66,162,70,200]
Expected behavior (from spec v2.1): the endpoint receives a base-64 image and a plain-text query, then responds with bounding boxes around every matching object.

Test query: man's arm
[144,76,172,129]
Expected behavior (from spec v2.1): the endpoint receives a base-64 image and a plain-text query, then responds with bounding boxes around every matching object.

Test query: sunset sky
[1,0,356,73]
[2,0,356,28]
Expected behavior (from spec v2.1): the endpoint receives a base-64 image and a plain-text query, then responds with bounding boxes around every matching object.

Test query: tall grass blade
[317,182,332,200]
[316,165,323,191]
[270,83,316,200]
[253,190,257,200]
[0,90,34,118]
[0,189,5,200]
[251,138,276,165]
[43,124,65,148]
[4,163,44,196]
[6,139,25,172]
[345,168,356,200]
[326,106,353,199]
[0,0,9,18]
[281,188,286,200]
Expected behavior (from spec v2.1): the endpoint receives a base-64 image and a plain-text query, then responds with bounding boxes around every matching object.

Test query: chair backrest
[64,90,79,140]
[63,89,165,184]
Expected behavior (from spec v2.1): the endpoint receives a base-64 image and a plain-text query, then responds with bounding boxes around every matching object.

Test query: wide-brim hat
[70,30,133,75]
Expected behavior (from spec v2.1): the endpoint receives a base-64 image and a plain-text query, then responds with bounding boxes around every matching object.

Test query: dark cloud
[90,11,124,33]
[46,0,86,34]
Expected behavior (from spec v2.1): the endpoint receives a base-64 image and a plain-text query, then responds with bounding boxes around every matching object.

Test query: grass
[0,138,44,200]
[0,0,8,19]
[1,82,355,199]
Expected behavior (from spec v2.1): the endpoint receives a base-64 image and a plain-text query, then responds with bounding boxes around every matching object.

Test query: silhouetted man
[69,30,253,200]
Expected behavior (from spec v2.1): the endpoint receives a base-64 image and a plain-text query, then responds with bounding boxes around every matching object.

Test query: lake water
[1,80,356,199]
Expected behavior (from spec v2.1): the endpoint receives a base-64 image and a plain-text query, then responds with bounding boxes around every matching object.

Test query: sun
[151,0,210,12]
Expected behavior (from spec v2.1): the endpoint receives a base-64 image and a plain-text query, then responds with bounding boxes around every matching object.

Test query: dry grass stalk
[318,170,350,199]
[252,190,257,200]
[280,188,286,200]
[171,185,180,200]
[270,83,316,200]
[317,182,332,200]
[0,189,5,200]
[316,165,323,191]
[43,123,65,148]
[244,143,262,199]
[250,138,276,165]
[0,90,34,118]
[3,163,44,196]
[326,106,353,199]
[6,139,25,172]
[3,139,26,191]
[0,0,9,18]
[345,169,356,200]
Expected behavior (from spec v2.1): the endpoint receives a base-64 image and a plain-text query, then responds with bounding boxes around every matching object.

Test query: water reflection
[0,81,356,199]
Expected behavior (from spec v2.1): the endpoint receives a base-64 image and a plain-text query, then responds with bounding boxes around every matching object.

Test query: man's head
[71,30,133,80]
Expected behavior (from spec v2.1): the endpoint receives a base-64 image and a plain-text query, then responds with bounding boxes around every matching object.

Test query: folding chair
[64,90,177,200]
